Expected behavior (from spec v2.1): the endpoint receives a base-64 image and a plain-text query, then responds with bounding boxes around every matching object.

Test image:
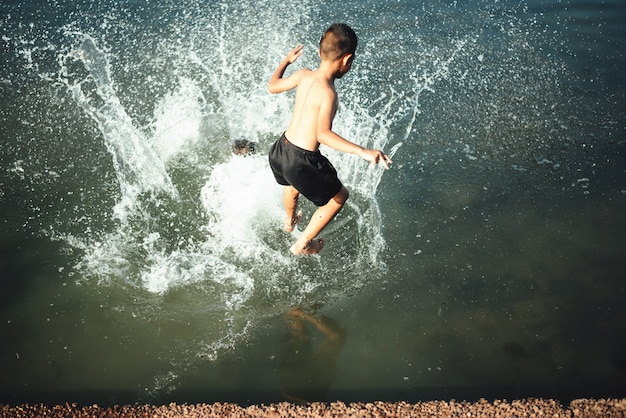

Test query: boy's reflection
[278,308,346,403]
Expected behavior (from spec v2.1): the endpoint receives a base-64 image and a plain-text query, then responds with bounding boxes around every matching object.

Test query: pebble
[1,398,625,417]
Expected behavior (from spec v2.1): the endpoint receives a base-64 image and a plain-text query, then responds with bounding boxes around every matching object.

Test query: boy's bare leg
[283,186,302,232]
[290,186,349,255]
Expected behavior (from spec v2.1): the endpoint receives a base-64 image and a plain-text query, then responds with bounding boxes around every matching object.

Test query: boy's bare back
[284,69,338,153]
[268,41,384,164]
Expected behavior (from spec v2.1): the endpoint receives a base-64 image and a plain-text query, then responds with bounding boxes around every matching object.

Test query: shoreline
[2,398,625,417]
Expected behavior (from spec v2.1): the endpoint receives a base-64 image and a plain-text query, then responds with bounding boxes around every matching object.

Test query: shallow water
[1,0,625,405]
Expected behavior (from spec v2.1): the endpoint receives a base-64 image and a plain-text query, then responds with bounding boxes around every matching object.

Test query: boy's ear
[341,53,354,66]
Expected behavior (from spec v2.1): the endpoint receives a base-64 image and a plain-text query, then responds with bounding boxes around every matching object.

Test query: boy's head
[319,23,357,62]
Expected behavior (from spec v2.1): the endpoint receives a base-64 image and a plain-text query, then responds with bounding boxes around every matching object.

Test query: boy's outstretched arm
[268,44,305,94]
[316,89,392,169]
[319,130,392,169]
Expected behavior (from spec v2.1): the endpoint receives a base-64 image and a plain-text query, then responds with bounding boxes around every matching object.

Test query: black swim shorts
[269,133,343,207]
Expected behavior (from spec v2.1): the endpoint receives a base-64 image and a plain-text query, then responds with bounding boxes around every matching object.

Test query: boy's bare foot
[290,238,324,255]
[284,211,303,233]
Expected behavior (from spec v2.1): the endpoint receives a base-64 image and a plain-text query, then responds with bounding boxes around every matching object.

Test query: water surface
[1,0,624,405]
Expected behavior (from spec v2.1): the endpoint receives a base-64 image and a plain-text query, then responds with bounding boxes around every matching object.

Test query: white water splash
[60,33,178,222]
[152,78,205,163]
[200,154,286,260]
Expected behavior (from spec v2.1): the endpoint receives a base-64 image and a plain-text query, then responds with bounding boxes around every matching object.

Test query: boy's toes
[291,238,324,255]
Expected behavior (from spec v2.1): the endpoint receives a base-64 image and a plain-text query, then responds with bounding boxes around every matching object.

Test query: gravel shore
[2,398,625,417]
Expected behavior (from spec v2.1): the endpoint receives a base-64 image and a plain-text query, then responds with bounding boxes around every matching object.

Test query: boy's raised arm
[267,44,305,94]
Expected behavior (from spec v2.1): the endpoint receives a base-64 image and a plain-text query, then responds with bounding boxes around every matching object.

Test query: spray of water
[48,14,425,298]
[60,34,179,221]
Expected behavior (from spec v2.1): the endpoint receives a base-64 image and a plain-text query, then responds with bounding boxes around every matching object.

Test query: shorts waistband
[281,133,319,156]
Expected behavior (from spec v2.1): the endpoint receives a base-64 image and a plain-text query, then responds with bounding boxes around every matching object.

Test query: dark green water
[1,0,624,405]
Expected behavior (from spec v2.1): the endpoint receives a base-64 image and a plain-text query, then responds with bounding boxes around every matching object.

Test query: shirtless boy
[268,23,391,255]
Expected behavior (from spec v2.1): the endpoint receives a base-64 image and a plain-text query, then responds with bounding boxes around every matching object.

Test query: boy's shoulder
[288,67,313,89]
[295,70,336,104]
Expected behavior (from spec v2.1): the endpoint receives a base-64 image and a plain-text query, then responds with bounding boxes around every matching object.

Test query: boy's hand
[286,44,304,64]
[359,148,392,169]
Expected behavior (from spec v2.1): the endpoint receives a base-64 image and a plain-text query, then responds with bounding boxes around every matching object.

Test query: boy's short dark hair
[319,23,358,61]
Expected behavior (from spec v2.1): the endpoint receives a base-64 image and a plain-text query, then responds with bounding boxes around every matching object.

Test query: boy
[268,23,391,255]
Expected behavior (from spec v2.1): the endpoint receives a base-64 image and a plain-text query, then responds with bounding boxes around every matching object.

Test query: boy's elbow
[317,131,341,149]
[317,131,332,146]
[267,83,280,94]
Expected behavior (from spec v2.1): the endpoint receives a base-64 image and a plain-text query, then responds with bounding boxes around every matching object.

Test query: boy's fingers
[379,152,391,169]
[289,45,304,62]
[364,150,391,169]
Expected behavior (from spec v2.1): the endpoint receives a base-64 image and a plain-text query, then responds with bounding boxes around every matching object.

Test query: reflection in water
[278,308,346,403]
